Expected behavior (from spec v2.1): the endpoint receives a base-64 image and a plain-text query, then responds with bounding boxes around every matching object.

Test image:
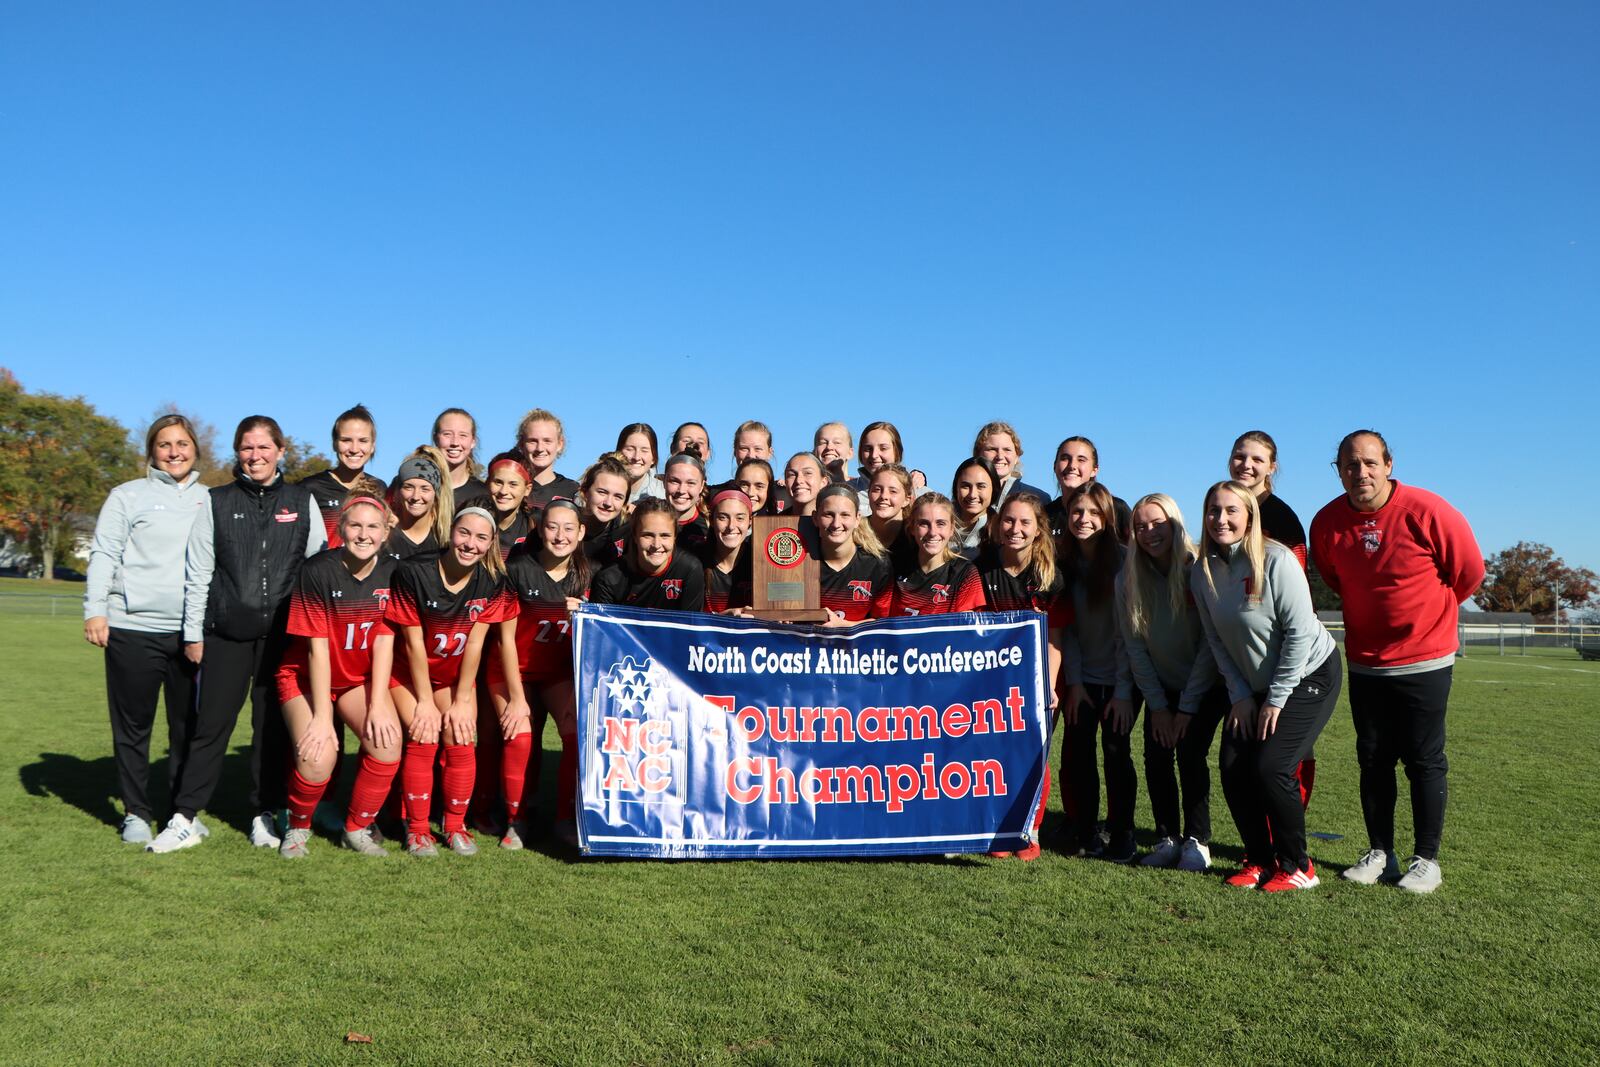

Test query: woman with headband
[490,498,590,849]
[274,494,403,858]
[385,505,518,857]
[484,452,535,561]
[590,498,706,612]
[85,413,210,845]
[386,448,454,562]
[152,416,327,855]
[813,484,893,624]
[661,451,711,562]
[298,404,380,548]
[703,489,754,615]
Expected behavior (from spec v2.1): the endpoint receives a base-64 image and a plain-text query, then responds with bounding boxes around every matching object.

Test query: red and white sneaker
[1225,863,1270,888]
[1261,863,1319,892]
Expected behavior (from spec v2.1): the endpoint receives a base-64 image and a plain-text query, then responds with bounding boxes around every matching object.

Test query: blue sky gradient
[4,4,1595,568]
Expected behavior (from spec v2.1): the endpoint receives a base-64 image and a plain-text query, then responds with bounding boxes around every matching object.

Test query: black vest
[205,469,316,641]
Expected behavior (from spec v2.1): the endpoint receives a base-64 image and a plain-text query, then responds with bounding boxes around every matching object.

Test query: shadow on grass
[19,747,262,834]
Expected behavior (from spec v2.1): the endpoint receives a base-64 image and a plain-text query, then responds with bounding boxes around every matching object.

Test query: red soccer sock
[500,732,534,824]
[556,732,577,821]
[287,768,330,830]
[345,753,401,832]
[402,741,439,835]
[441,744,477,834]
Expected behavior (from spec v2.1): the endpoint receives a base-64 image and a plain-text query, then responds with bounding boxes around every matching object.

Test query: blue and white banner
[572,605,1050,858]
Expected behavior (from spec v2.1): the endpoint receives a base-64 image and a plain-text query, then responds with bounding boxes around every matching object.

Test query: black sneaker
[1103,831,1137,864]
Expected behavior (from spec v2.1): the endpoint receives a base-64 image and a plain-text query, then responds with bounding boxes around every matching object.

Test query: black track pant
[1350,666,1451,861]
[172,633,289,819]
[1063,683,1139,844]
[105,628,197,823]
[1143,685,1228,843]
[1219,649,1341,873]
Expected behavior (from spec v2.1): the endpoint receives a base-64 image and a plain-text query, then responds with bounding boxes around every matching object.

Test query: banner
[573,605,1050,858]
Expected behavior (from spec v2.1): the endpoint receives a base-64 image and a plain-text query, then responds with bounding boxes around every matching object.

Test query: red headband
[340,495,386,515]
[489,455,532,482]
[710,489,753,512]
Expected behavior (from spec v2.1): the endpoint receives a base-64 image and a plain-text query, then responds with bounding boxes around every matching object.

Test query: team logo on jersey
[372,587,390,609]
[1361,527,1383,556]
[467,597,489,621]
[765,528,805,569]
[275,510,299,523]
[848,580,873,601]
[932,584,951,603]
[661,579,683,600]
[614,538,625,556]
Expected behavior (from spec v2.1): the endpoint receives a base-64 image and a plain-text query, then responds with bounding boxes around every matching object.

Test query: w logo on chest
[661,579,683,601]
[848,580,873,601]
[932,584,951,603]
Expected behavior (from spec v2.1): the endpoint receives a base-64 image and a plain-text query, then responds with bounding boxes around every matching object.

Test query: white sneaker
[146,814,206,854]
[1175,837,1211,872]
[249,810,282,849]
[1397,855,1442,894]
[1341,848,1401,885]
[120,814,153,844]
[1140,836,1181,867]
[341,826,388,857]
[278,827,312,859]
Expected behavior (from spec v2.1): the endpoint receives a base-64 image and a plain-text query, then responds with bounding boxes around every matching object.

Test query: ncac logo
[848,580,873,601]
[661,579,683,601]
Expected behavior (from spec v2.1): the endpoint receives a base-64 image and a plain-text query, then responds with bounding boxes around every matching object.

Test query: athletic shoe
[278,827,312,859]
[248,810,282,849]
[1015,841,1042,862]
[1175,838,1212,872]
[987,848,1015,859]
[445,830,478,856]
[341,826,388,857]
[500,823,528,851]
[1261,863,1319,892]
[405,832,439,858]
[120,814,153,844]
[1140,836,1181,867]
[1225,863,1269,888]
[146,814,206,854]
[1103,831,1137,864]
[1341,848,1401,885]
[1397,856,1442,895]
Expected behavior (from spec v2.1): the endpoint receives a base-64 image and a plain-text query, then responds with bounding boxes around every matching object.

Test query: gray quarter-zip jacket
[1115,561,1218,713]
[84,467,210,633]
[1190,540,1335,708]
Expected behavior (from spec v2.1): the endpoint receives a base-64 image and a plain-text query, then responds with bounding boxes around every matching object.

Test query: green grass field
[3,616,1597,1065]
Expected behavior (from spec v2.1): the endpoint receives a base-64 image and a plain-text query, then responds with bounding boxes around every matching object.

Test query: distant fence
[0,592,82,618]
[1325,621,1599,658]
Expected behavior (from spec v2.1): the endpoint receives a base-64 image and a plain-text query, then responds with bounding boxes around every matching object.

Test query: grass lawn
[3,615,1597,1065]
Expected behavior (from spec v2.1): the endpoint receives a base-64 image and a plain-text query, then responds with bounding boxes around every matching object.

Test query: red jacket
[1310,481,1484,669]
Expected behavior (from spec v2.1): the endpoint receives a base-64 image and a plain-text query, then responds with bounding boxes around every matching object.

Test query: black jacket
[204,469,318,641]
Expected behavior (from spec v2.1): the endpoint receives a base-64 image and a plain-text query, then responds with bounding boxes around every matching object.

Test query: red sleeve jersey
[1258,493,1309,570]
[279,550,398,691]
[1310,481,1484,669]
[819,550,894,622]
[499,551,582,683]
[298,470,351,549]
[978,551,1072,630]
[891,557,985,616]
[386,558,519,688]
[590,552,706,612]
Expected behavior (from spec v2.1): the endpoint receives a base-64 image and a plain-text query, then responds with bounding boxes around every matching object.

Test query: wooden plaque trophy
[750,514,830,623]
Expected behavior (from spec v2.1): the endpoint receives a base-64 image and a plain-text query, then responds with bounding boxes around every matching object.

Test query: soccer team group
[83,405,1483,892]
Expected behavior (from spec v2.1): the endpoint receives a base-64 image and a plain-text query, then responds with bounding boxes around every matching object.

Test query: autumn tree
[1,369,141,578]
[1476,542,1599,619]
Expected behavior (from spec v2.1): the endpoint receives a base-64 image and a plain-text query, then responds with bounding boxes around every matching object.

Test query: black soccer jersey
[495,510,532,562]
[501,551,585,681]
[591,551,706,612]
[818,550,893,622]
[386,557,518,687]
[676,511,712,564]
[582,516,627,570]
[1257,493,1308,569]
[885,528,919,579]
[452,476,492,513]
[281,549,398,690]
[704,548,753,614]
[297,470,359,547]
[890,556,985,616]
[977,548,1072,629]
[385,526,440,563]
[528,474,581,514]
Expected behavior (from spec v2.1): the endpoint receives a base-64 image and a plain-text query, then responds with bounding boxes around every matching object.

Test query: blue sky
[3,3,1596,570]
